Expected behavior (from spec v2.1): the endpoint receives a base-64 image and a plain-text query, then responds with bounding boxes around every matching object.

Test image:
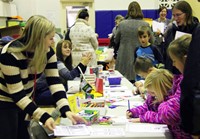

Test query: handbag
[28,120,53,139]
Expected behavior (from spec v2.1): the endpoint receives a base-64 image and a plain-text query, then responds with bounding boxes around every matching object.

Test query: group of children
[127,34,192,138]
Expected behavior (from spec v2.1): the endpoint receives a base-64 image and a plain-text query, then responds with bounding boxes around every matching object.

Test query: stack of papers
[54,124,90,136]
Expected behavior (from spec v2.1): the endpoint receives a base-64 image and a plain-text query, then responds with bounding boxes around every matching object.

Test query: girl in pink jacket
[126,69,191,138]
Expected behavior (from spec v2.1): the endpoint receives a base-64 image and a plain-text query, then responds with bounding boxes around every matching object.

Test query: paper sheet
[54,124,90,136]
[175,31,192,40]
[126,123,168,133]
[152,21,165,34]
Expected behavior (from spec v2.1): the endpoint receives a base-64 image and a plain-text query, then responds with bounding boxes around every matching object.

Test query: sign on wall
[159,0,181,9]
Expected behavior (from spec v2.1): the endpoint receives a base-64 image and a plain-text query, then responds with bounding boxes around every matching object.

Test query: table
[58,71,172,139]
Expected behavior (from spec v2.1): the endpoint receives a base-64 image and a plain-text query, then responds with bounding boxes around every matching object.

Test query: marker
[128,100,130,110]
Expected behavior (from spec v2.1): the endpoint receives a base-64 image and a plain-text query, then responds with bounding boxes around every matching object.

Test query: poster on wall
[159,0,181,9]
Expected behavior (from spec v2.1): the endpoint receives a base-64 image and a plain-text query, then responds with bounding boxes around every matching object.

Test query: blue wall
[95,9,172,38]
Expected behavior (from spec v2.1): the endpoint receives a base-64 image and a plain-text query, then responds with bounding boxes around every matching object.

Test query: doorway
[60,0,95,34]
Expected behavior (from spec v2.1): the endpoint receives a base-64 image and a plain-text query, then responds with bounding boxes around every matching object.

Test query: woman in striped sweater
[0,15,87,139]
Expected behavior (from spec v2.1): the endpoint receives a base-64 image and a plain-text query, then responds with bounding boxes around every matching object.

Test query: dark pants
[0,108,30,139]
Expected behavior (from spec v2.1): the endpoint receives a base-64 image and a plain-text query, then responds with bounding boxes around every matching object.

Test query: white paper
[152,21,165,34]
[54,124,90,136]
[89,127,125,136]
[104,89,134,100]
[175,31,192,40]
[112,100,143,107]
[111,116,129,125]
[126,123,168,133]
[67,80,80,94]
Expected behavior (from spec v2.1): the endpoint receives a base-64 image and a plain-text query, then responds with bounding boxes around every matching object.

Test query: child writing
[134,57,157,99]
[134,26,163,81]
[126,69,191,138]
[127,35,192,138]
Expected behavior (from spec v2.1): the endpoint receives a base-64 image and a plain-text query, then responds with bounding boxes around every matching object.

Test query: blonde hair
[168,34,191,64]
[144,69,173,103]
[8,15,55,72]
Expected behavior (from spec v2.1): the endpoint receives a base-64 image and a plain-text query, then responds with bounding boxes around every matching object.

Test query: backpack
[64,24,75,41]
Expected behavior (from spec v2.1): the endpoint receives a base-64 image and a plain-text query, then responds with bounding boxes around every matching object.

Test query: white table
[58,71,172,139]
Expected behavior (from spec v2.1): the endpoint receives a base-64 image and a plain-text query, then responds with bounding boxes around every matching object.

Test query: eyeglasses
[172,13,184,18]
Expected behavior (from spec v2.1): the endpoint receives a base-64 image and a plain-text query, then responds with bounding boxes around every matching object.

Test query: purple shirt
[129,75,191,139]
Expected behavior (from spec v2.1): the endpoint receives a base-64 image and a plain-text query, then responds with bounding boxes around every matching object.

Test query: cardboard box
[79,109,99,124]
[80,98,107,116]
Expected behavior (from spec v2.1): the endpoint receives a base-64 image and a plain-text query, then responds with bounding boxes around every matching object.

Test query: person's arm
[114,23,121,54]
[88,27,98,50]
[45,48,87,125]
[58,61,86,80]
[151,45,163,64]
[139,97,180,124]
[45,49,71,116]
[128,94,152,118]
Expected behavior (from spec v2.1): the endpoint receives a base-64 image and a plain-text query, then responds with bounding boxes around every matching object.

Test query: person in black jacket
[170,1,200,138]
[162,1,199,75]
[180,16,200,139]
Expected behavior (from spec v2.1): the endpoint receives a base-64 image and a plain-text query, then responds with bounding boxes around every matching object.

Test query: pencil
[128,100,130,110]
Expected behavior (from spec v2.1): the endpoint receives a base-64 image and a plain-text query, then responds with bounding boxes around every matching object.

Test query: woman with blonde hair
[0,15,87,139]
[126,69,192,138]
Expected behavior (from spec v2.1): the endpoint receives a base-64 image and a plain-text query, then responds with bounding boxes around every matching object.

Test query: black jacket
[163,21,198,74]
[180,23,200,135]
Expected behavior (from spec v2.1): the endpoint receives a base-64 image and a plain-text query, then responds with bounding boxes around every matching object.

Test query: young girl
[126,69,192,138]
[35,40,91,105]
[134,26,163,81]
[168,35,194,138]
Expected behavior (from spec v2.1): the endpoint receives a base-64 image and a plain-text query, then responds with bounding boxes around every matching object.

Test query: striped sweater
[0,43,70,124]
[129,75,192,139]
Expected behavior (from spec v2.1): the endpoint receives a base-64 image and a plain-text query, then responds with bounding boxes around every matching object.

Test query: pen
[128,100,130,110]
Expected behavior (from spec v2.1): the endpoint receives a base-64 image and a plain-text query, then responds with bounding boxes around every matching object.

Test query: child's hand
[129,118,140,123]
[126,111,133,119]
[135,81,143,88]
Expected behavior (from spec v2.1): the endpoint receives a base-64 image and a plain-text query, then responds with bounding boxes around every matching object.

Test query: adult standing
[179,1,200,138]
[0,15,87,139]
[154,6,171,53]
[114,1,149,83]
[162,1,199,74]
[155,6,171,33]
[70,8,98,67]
